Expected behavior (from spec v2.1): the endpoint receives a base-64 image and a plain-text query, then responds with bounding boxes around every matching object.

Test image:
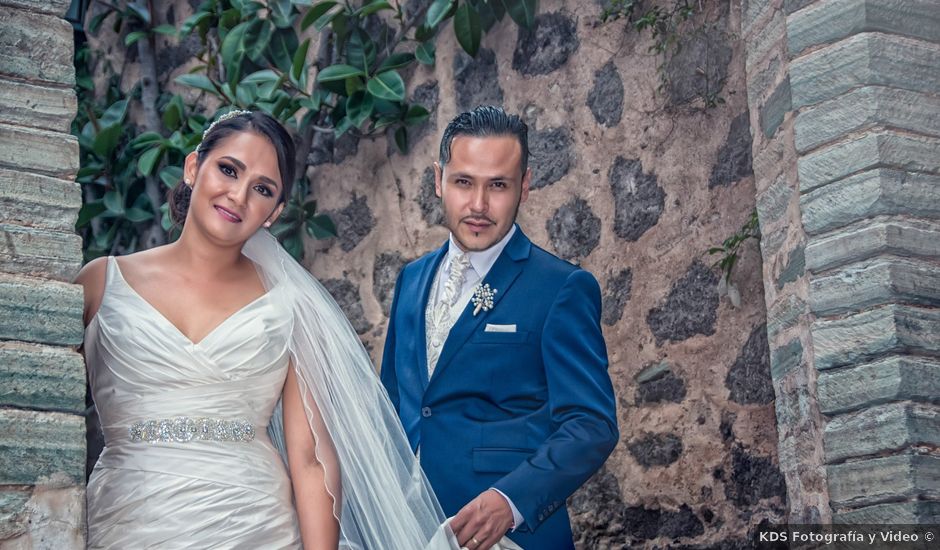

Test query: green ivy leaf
[125,3,151,25]
[176,73,220,96]
[503,0,537,29]
[125,207,154,222]
[454,3,482,57]
[124,31,148,46]
[241,69,281,85]
[404,104,430,126]
[292,38,311,82]
[282,233,303,259]
[180,11,211,35]
[394,125,408,154]
[316,64,365,82]
[301,1,338,31]
[267,27,299,73]
[220,21,255,86]
[246,21,273,62]
[357,0,392,17]
[414,24,436,42]
[137,146,163,176]
[346,30,376,74]
[76,201,107,228]
[159,166,184,188]
[415,41,436,65]
[345,91,374,128]
[92,124,122,158]
[305,214,337,239]
[99,98,129,127]
[377,52,415,73]
[269,0,294,28]
[426,0,454,28]
[153,24,178,36]
[366,70,405,101]
[103,189,125,215]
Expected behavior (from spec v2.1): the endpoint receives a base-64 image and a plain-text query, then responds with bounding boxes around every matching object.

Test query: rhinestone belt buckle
[128,417,255,443]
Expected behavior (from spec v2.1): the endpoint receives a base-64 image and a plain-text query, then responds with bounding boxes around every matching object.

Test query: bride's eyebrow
[219,155,281,191]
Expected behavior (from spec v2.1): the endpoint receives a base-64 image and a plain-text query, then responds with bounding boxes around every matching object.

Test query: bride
[76,110,454,549]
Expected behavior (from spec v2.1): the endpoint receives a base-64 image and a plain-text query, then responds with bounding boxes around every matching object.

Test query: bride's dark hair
[168,111,296,225]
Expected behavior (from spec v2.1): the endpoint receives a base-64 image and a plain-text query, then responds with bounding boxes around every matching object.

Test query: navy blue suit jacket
[380,227,618,549]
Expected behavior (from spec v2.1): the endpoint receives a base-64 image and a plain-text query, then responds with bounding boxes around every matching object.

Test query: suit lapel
[428,229,532,387]
[415,242,448,391]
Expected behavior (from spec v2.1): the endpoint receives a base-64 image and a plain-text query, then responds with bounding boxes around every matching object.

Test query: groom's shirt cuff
[490,488,524,530]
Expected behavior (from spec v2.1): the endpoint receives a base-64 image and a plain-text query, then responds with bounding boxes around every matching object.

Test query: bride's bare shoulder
[74,246,171,324]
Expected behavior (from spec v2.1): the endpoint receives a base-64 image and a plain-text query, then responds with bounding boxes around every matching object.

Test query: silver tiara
[196,109,252,152]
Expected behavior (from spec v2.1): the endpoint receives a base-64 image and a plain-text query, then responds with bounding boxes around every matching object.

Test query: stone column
[0,0,87,546]
[743,0,940,523]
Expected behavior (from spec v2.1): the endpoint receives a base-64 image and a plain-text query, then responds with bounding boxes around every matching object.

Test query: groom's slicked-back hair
[439,105,529,175]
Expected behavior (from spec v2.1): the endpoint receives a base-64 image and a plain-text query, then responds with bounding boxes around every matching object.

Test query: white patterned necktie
[426,253,471,378]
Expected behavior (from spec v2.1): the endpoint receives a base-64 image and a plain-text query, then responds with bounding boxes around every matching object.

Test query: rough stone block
[795,86,940,153]
[755,173,794,226]
[759,75,791,138]
[770,337,803,380]
[788,0,940,57]
[790,33,940,109]
[0,168,80,232]
[776,243,805,290]
[797,131,940,194]
[809,257,940,316]
[0,123,80,179]
[0,223,82,281]
[0,485,84,547]
[0,273,83,346]
[767,293,808,341]
[743,0,776,33]
[0,409,84,484]
[0,77,77,133]
[818,355,940,415]
[801,168,940,235]
[784,0,816,15]
[834,500,940,523]
[0,0,71,16]
[828,454,940,508]
[745,10,785,71]
[0,9,73,85]
[0,341,84,413]
[806,218,940,273]
[824,402,940,463]
[812,304,940,370]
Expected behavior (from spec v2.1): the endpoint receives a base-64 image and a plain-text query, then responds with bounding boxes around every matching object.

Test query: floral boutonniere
[471,283,497,316]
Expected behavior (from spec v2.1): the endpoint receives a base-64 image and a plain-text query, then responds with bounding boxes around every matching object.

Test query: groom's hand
[451,489,513,549]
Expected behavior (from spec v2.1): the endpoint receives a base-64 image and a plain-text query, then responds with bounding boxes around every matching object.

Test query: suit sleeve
[380,268,406,413]
[492,269,619,531]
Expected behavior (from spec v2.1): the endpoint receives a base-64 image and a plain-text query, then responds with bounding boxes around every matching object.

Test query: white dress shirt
[428,225,525,529]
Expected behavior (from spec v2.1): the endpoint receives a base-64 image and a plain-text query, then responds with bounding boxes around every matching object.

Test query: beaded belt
[128,417,256,443]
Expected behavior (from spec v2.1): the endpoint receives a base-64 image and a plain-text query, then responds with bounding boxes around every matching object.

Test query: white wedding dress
[85,257,302,548]
[83,232,514,550]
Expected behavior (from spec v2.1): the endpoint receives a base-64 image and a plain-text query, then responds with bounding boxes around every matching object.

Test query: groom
[381,106,618,549]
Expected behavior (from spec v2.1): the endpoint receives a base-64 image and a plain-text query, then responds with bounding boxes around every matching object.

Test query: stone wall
[304,1,785,547]
[0,0,87,547]
[743,0,940,525]
[81,0,786,547]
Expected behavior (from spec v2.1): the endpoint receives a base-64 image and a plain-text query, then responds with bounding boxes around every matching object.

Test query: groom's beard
[443,198,521,252]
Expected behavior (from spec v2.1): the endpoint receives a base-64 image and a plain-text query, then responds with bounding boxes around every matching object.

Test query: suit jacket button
[421,407,432,418]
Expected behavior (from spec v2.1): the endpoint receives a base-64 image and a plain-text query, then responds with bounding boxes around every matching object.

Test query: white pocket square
[484,323,517,333]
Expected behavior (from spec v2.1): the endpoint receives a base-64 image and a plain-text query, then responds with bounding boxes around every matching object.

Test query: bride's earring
[263,221,272,228]
[184,178,192,188]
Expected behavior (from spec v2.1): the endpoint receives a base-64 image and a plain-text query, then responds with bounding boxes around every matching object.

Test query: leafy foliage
[708,209,761,286]
[75,0,537,260]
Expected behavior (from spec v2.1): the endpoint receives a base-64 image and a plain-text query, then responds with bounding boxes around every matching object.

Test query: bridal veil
[243,230,456,550]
